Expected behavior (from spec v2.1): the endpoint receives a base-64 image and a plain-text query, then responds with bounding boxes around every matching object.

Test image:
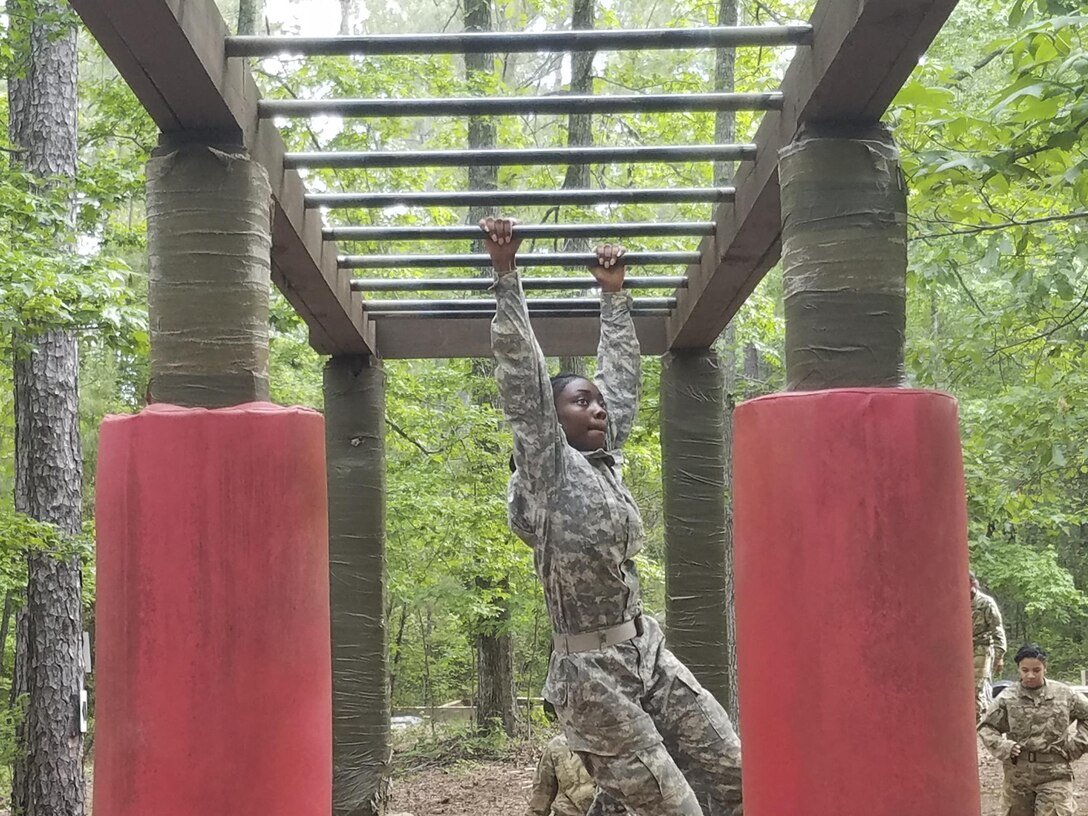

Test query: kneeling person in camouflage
[979,643,1088,816]
[528,728,598,816]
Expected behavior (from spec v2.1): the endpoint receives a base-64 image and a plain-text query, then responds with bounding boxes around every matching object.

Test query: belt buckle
[1028,751,1038,762]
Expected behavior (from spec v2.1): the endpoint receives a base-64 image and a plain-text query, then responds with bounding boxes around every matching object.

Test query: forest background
[0,0,1087,782]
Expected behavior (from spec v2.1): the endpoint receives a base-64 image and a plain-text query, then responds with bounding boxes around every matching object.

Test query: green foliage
[891,0,1088,673]
[393,720,547,774]
[0,169,146,349]
[3,0,1088,763]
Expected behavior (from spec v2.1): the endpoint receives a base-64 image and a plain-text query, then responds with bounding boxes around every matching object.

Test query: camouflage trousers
[975,645,994,722]
[545,616,742,816]
[1002,760,1077,816]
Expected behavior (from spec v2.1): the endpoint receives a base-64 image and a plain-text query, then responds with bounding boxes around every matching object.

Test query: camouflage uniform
[528,733,598,816]
[979,680,1088,816]
[492,270,743,816]
[973,589,1007,720]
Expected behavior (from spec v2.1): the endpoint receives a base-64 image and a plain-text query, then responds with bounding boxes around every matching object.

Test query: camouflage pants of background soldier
[1001,759,1077,816]
[548,616,742,816]
[976,645,994,721]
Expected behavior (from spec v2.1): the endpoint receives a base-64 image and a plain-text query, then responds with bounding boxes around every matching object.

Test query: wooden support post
[324,355,391,815]
[661,348,731,708]
[733,121,980,816]
[780,126,907,390]
[146,138,272,406]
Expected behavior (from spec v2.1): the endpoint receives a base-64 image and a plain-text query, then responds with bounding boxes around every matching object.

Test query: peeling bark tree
[338,0,353,36]
[8,1,87,813]
[464,0,517,737]
[237,0,263,35]
[558,0,595,378]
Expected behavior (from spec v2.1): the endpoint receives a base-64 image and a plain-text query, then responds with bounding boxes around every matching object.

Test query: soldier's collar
[582,448,620,467]
[1018,681,1054,699]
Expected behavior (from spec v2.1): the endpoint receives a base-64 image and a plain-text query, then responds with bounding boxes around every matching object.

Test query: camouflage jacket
[971,590,1007,653]
[527,733,597,816]
[491,270,643,635]
[979,680,1088,761]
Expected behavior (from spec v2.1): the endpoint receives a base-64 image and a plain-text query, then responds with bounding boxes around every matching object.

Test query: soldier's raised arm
[484,216,565,500]
[591,245,640,450]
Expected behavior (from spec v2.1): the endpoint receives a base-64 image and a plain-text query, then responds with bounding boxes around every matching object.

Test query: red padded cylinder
[734,389,979,816]
[94,403,331,816]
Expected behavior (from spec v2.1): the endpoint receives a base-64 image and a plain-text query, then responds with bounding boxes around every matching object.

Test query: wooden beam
[70,0,375,356]
[376,316,667,359]
[666,0,959,350]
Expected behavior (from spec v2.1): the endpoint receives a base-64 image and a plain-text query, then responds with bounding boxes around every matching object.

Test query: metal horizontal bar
[369,308,673,318]
[261,92,783,119]
[308,188,734,209]
[363,296,677,312]
[227,25,814,57]
[286,144,756,169]
[338,251,700,269]
[351,276,687,292]
[327,222,716,241]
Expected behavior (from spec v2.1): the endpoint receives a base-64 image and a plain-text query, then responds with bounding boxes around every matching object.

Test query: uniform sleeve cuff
[489,268,520,292]
[600,290,631,316]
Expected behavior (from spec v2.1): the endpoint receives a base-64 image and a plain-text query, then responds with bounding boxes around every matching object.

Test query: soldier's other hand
[590,244,626,293]
[1010,742,1022,758]
[479,216,522,274]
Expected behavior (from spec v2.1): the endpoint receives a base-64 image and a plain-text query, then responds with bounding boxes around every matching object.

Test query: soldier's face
[555,378,608,451]
[1018,658,1046,689]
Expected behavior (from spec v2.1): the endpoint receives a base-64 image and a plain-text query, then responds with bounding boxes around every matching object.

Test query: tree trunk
[563,0,595,193]
[475,577,517,735]
[8,1,86,812]
[11,610,29,813]
[464,0,498,244]
[388,603,409,704]
[338,0,353,36]
[237,0,262,35]
[558,0,595,378]
[0,590,14,679]
[464,0,517,736]
[714,0,738,188]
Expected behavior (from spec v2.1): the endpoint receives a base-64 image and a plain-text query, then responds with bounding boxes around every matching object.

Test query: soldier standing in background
[979,643,1088,815]
[972,570,1007,721]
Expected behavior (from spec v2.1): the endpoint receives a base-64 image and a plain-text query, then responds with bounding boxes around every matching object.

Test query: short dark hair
[1014,643,1048,664]
[550,372,588,400]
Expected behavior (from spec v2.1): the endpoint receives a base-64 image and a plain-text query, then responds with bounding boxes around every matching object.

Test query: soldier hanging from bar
[481,216,743,816]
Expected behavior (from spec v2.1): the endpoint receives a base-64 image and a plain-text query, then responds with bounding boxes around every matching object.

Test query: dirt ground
[1,737,1084,815]
[388,738,1088,816]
